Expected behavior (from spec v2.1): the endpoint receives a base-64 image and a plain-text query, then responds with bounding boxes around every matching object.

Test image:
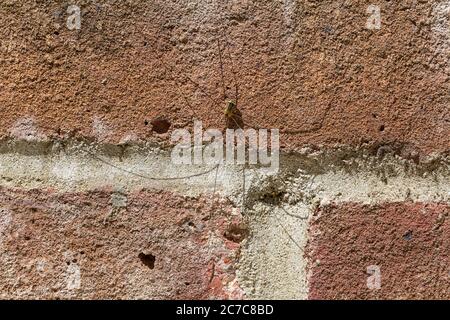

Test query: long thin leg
[280,205,309,220]
[161,62,221,119]
[161,63,199,120]
[274,211,304,252]
[221,28,239,106]
[36,123,220,182]
[217,39,228,101]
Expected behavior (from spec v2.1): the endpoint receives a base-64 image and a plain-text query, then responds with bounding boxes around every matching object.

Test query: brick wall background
[0,1,448,299]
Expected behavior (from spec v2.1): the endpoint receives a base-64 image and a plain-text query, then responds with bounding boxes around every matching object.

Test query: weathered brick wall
[0,1,448,299]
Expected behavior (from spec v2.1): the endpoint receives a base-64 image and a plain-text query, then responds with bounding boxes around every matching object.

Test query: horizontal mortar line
[0,148,244,195]
[0,147,448,206]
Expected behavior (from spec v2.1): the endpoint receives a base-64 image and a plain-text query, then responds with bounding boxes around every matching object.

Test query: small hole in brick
[224,224,249,243]
[138,252,155,269]
[184,282,190,286]
[379,125,385,132]
[144,120,149,126]
[403,230,413,241]
[151,118,171,134]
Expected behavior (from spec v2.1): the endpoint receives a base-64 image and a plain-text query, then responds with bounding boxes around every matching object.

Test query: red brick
[0,1,448,154]
[306,202,449,299]
[0,187,246,299]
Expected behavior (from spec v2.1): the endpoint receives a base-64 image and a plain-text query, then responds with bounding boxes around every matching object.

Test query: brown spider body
[224,100,244,130]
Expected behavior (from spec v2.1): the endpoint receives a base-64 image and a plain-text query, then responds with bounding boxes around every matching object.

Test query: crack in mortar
[0,139,448,299]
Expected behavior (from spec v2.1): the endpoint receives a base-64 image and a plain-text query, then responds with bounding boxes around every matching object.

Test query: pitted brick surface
[0,187,245,299]
[307,202,449,299]
[0,1,448,154]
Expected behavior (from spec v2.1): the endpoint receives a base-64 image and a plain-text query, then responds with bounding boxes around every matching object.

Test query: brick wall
[0,1,448,299]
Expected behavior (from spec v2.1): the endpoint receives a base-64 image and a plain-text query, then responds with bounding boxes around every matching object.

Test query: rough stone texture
[0,187,245,299]
[0,1,449,155]
[306,202,449,300]
[0,0,449,300]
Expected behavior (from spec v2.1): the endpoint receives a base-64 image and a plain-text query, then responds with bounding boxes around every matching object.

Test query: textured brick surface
[306,202,449,299]
[0,0,449,300]
[0,187,245,299]
[0,1,448,154]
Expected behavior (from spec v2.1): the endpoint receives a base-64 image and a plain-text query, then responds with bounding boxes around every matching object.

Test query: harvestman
[34,10,310,251]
